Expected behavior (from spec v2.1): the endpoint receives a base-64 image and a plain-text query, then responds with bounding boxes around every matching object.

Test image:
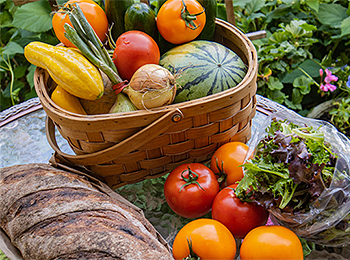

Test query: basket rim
[34,18,257,123]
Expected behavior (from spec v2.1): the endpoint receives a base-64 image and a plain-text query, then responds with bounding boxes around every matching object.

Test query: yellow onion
[122,64,177,110]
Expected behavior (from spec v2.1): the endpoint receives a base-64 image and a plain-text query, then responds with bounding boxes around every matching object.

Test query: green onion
[63,3,122,85]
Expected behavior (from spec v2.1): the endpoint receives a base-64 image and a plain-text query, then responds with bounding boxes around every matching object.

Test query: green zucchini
[156,0,176,54]
[105,0,134,41]
[196,0,217,41]
[124,2,158,42]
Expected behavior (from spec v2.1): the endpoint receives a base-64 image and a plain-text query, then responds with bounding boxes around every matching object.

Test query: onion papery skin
[124,64,177,110]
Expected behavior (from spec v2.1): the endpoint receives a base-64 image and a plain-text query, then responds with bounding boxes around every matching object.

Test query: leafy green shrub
[231,0,350,115]
[0,0,59,111]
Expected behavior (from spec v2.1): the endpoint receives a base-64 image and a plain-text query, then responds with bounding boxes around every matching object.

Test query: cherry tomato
[240,225,304,260]
[164,163,220,219]
[52,0,108,47]
[172,219,236,260]
[210,142,249,187]
[211,184,269,239]
[113,30,160,81]
[157,0,206,44]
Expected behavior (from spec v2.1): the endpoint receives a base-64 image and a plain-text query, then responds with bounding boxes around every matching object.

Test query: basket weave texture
[34,19,258,189]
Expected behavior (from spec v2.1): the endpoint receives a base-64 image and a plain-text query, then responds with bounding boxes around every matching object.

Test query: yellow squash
[24,41,104,100]
[51,86,87,115]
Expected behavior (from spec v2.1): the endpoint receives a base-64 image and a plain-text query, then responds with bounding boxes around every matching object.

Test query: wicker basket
[34,19,258,189]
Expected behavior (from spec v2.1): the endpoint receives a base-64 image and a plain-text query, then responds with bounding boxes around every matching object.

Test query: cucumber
[124,2,158,42]
[105,0,134,41]
[157,0,176,54]
[196,0,217,41]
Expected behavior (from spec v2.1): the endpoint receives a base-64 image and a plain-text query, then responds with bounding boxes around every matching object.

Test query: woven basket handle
[46,109,183,166]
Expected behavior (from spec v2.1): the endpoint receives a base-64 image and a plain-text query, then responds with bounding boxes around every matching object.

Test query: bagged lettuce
[236,109,350,246]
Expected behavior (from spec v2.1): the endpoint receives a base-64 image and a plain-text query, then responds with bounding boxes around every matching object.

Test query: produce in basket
[157,0,206,45]
[105,0,134,41]
[235,110,350,246]
[124,2,158,42]
[0,164,174,260]
[160,40,247,103]
[119,64,177,110]
[112,30,160,81]
[24,42,104,100]
[79,71,118,115]
[109,92,138,113]
[52,0,109,48]
[156,0,216,54]
[51,85,87,115]
[195,0,217,41]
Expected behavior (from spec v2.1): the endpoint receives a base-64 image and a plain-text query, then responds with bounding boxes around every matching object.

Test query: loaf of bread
[0,163,174,260]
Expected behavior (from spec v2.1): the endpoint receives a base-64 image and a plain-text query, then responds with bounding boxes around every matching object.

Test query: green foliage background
[0,0,62,111]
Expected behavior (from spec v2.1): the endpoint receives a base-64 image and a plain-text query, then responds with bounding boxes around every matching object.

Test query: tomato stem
[180,0,205,31]
[179,166,205,192]
[214,157,227,186]
[183,237,201,260]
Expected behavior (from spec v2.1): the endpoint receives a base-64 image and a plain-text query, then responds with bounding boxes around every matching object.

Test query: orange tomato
[157,0,206,44]
[240,225,304,260]
[210,141,249,187]
[52,0,108,47]
[172,219,236,260]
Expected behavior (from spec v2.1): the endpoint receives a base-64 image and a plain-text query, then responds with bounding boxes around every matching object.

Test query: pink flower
[319,69,324,77]
[319,68,338,92]
[324,68,338,83]
[320,83,337,92]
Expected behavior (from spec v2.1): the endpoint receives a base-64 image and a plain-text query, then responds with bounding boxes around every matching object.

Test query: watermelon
[159,40,247,103]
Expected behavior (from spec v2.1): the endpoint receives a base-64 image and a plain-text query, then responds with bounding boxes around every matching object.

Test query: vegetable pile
[24,0,247,116]
[160,110,350,258]
[163,142,304,260]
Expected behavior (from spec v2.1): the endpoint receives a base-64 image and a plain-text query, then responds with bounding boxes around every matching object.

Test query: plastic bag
[246,109,350,246]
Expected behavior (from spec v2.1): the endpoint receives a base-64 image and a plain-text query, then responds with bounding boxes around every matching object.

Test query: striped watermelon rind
[159,40,247,103]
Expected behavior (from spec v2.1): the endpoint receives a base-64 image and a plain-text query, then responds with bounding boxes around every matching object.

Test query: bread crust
[0,164,173,260]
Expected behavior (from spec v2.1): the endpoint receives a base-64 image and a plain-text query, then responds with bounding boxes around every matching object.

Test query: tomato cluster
[165,141,303,260]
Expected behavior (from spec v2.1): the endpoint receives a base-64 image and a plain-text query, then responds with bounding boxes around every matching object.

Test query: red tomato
[52,0,108,47]
[164,163,220,219]
[240,225,304,260]
[172,219,236,260]
[112,30,160,81]
[210,142,249,187]
[211,184,269,239]
[157,0,206,44]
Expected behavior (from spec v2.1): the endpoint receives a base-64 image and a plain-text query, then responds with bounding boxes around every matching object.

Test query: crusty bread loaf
[0,163,174,260]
